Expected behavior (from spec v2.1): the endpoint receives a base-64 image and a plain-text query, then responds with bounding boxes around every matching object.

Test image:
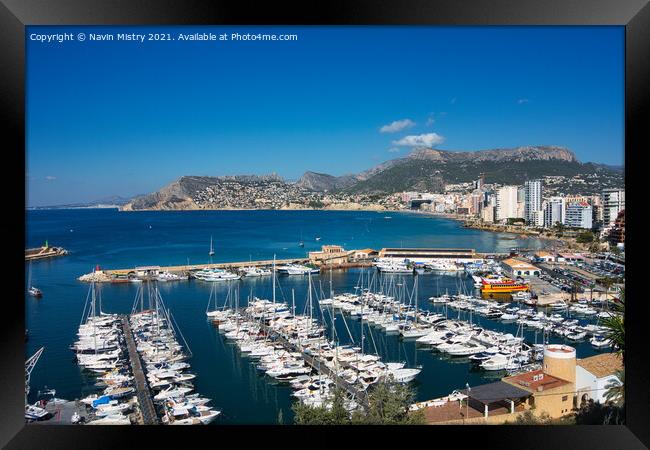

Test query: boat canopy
[91,395,112,408]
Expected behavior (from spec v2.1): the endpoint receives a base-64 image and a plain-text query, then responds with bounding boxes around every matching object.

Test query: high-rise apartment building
[602,189,625,227]
[565,202,593,229]
[524,180,543,226]
[495,186,519,222]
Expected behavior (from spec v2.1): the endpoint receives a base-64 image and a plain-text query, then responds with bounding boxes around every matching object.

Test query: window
[562,395,568,402]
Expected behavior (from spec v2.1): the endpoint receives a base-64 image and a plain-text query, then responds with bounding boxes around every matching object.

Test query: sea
[25,208,605,424]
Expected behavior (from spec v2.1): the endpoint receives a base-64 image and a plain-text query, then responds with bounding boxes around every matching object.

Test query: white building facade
[565,202,593,229]
[524,180,543,226]
[495,186,519,222]
[602,189,625,227]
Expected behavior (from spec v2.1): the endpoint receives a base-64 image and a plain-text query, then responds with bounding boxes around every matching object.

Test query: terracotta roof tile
[577,353,623,379]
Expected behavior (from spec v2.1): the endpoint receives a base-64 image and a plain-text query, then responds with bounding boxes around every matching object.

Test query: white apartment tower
[495,186,519,222]
[602,189,625,227]
[544,197,565,228]
[524,179,543,226]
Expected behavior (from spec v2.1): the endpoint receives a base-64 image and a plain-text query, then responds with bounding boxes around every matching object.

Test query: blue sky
[26,26,624,206]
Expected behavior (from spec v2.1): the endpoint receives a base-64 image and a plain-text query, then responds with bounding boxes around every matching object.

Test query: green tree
[293,382,424,425]
[351,381,424,425]
[292,388,350,425]
[588,241,601,253]
[576,231,594,243]
[575,399,625,425]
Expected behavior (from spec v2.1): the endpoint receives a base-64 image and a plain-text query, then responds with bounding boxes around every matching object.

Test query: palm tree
[603,369,624,407]
[600,276,615,305]
[600,287,625,362]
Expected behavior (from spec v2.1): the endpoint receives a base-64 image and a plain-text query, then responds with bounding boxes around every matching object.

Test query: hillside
[343,146,621,194]
[295,171,360,191]
[121,146,624,210]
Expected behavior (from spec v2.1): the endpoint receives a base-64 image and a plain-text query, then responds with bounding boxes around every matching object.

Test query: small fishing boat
[27,261,43,297]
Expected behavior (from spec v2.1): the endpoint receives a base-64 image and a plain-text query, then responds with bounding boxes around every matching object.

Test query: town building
[502,344,576,418]
[543,197,565,228]
[556,252,585,262]
[533,251,556,263]
[308,245,351,265]
[524,180,543,226]
[575,353,623,406]
[495,186,519,222]
[602,189,625,227]
[350,248,379,260]
[378,248,476,263]
[500,258,541,277]
[607,209,625,245]
[565,202,593,229]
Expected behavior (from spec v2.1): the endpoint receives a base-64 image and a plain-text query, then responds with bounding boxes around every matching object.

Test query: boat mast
[329,266,333,299]
[272,254,276,306]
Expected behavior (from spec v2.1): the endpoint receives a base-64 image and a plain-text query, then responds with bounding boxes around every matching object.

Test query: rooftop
[461,381,532,404]
[501,258,539,270]
[503,369,570,393]
[418,398,526,424]
[577,353,623,379]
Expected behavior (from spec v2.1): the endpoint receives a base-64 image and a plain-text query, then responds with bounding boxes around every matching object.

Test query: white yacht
[157,271,187,282]
[194,268,241,282]
[242,266,272,277]
[276,264,319,275]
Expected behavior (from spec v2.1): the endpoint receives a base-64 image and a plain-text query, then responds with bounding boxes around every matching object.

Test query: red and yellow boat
[480,276,529,293]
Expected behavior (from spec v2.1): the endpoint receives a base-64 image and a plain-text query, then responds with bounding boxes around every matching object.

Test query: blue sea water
[25,209,604,424]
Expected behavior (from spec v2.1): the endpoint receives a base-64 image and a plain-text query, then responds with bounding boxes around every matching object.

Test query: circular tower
[543,344,576,383]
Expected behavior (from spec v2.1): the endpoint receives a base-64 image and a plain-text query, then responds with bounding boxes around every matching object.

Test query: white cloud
[425,116,435,127]
[45,175,56,181]
[392,133,445,148]
[387,147,401,153]
[379,119,415,133]
[517,98,529,104]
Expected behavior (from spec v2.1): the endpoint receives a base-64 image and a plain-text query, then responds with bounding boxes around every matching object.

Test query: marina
[25,209,618,425]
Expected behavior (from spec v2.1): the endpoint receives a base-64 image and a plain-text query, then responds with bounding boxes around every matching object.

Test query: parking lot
[578,258,625,280]
[526,274,564,296]
[537,264,588,293]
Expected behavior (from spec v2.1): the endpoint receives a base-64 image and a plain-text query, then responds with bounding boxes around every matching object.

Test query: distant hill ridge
[121,146,622,210]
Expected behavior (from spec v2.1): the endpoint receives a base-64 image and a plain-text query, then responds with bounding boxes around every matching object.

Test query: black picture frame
[1,0,647,448]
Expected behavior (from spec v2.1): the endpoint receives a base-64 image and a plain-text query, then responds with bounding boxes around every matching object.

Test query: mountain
[342,146,620,194]
[120,145,624,211]
[295,171,360,192]
[30,195,135,210]
[122,174,284,211]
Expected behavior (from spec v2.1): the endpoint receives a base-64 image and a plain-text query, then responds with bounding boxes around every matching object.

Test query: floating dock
[248,312,370,409]
[121,315,158,425]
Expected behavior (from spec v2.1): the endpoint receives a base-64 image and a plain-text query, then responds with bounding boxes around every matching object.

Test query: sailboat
[209,236,215,257]
[27,261,42,298]
[299,231,304,248]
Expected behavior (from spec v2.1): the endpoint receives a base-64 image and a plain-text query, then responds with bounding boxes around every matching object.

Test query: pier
[121,315,158,425]
[25,245,68,261]
[248,313,370,409]
[103,258,309,277]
